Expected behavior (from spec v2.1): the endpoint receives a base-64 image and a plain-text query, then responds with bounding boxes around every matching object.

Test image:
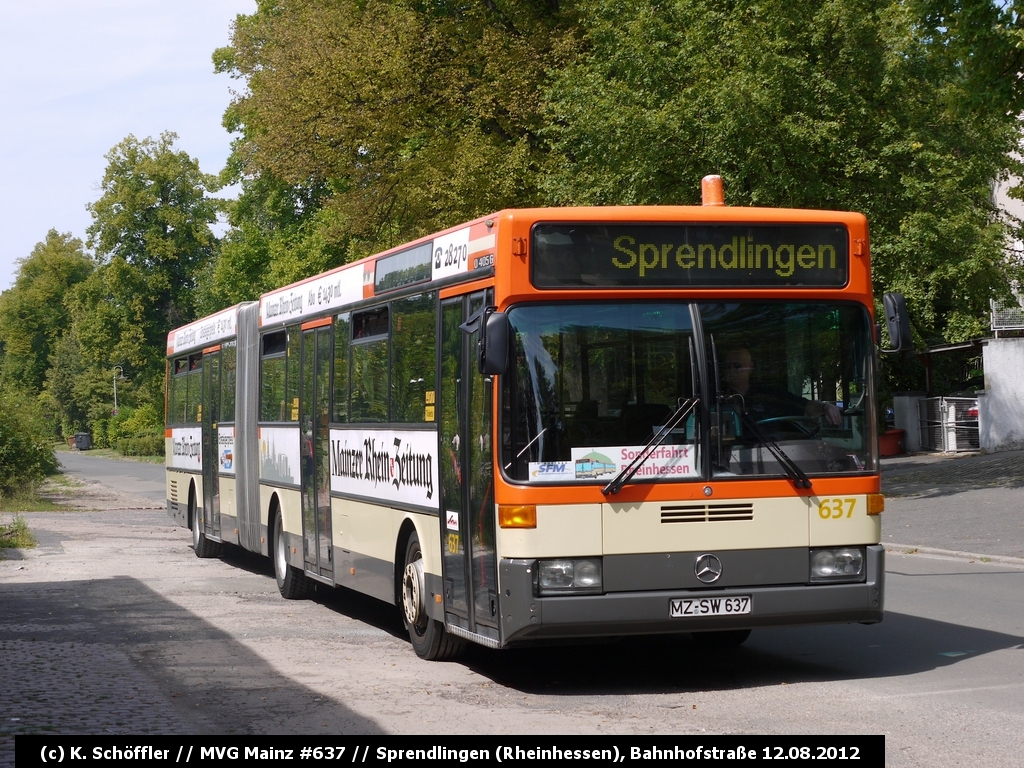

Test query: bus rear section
[165,302,261,558]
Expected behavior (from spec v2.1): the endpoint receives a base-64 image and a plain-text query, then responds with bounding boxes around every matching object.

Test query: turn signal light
[499,504,536,528]
[867,494,885,515]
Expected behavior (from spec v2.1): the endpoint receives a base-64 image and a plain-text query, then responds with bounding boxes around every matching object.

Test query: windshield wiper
[733,407,813,490]
[603,398,699,496]
[505,427,547,472]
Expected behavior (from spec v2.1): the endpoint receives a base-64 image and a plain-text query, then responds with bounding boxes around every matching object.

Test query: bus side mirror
[881,292,913,355]
[479,309,510,375]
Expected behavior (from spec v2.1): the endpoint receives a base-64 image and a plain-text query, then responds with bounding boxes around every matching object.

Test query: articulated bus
[166,177,887,659]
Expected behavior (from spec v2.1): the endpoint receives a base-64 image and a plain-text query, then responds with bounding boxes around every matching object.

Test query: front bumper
[497,545,884,645]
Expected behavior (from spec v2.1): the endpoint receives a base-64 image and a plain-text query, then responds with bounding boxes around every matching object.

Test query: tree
[209,0,1024,362]
[0,231,93,392]
[84,132,221,393]
[206,0,569,296]
[40,333,89,439]
[542,0,1024,347]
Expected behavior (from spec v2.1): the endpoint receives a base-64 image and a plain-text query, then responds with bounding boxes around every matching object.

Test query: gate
[919,397,979,453]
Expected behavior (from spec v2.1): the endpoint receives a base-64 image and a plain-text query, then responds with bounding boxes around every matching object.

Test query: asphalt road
[881,448,1024,561]
[57,450,166,505]
[1,450,1022,766]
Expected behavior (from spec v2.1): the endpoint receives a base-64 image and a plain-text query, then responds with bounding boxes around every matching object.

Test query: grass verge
[54,443,164,465]
[0,514,36,549]
[0,475,79,513]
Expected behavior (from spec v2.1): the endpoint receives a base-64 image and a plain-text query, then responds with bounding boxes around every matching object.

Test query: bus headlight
[810,547,865,582]
[537,558,603,595]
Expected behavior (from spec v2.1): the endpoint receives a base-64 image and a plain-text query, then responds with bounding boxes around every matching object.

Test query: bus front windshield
[500,301,876,485]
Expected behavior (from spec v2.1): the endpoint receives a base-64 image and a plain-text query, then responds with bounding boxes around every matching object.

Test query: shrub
[116,434,164,456]
[107,402,164,455]
[91,418,108,448]
[0,387,59,496]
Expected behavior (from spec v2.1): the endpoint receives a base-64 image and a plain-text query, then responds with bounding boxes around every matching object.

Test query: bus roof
[255,205,870,328]
[166,302,251,356]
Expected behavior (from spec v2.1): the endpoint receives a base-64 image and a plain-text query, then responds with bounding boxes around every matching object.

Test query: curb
[885,543,1024,568]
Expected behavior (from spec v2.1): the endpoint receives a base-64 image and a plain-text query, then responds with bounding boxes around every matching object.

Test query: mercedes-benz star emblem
[694,553,723,584]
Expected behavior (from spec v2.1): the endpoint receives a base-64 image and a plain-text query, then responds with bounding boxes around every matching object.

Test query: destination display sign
[531,223,849,288]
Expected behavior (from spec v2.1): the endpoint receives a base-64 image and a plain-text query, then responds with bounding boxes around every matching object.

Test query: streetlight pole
[113,366,124,416]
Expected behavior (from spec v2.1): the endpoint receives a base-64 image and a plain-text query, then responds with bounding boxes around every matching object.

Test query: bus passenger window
[186,354,202,424]
[350,307,389,423]
[169,358,188,424]
[333,314,350,423]
[221,343,236,423]
[286,327,301,422]
[261,330,287,422]
[392,293,436,423]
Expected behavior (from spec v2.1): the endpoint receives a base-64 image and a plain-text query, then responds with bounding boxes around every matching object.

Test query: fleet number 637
[818,497,857,519]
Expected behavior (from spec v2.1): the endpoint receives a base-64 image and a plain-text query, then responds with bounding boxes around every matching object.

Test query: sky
[0,0,256,292]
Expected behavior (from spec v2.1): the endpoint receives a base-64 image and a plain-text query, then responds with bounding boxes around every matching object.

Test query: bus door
[201,348,221,539]
[439,291,498,637]
[300,323,333,580]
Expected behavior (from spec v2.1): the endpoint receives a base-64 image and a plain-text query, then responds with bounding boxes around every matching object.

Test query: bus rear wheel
[274,510,313,600]
[401,532,464,661]
[190,486,220,559]
[691,629,751,648]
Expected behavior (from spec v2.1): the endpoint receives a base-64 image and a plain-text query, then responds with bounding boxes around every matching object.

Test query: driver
[722,347,842,426]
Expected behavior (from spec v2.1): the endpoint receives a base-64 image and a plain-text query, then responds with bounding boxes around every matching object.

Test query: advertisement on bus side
[259,426,300,486]
[169,427,203,471]
[169,306,237,354]
[218,426,235,475]
[328,428,438,511]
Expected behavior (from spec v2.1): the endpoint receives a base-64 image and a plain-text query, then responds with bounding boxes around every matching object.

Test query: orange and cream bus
[167,177,887,660]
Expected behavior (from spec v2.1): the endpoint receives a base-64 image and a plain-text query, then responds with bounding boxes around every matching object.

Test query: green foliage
[97,404,165,456]
[117,402,164,437]
[205,0,1024,354]
[116,435,165,457]
[0,386,59,497]
[40,333,88,439]
[2,0,1023,446]
[0,231,93,393]
[0,515,35,549]
[205,0,568,297]
[83,132,221,393]
[542,0,1024,347]
[91,418,108,449]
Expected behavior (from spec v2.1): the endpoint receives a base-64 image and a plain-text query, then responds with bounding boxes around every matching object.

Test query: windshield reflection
[500,301,876,485]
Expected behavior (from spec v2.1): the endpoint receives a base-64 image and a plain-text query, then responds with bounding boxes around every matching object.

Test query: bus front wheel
[401,532,463,661]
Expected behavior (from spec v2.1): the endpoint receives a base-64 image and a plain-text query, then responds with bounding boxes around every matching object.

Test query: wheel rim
[402,556,426,631]
[191,502,200,550]
[274,516,287,583]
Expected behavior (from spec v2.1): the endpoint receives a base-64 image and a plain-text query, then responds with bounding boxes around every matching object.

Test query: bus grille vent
[660,503,754,523]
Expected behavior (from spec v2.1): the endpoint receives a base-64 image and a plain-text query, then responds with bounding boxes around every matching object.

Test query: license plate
[670,595,751,617]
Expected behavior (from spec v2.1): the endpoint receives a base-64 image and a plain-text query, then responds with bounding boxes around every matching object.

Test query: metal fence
[991,296,1024,335]
[919,397,979,452]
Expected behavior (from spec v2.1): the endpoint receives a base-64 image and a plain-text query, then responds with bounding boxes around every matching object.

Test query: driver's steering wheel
[756,415,822,436]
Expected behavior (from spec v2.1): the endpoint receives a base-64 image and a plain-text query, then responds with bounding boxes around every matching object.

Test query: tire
[190,486,221,559]
[401,532,464,660]
[691,629,752,648]
[274,510,313,600]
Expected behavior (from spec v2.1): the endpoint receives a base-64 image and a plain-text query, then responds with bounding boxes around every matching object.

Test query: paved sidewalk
[881,449,1024,563]
[882,449,1024,496]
